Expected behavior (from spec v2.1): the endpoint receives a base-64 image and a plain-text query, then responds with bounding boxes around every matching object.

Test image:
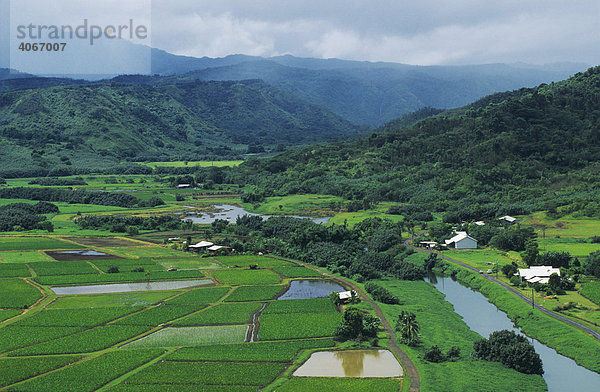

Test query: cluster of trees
[0,202,57,231]
[363,282,401,304]
[0,187,139,207]
[225,215,424,283]
[334,306,381,342]
[473,330,543,375]
[75,214,181,233]
[584,251,600,278]
[423,345,461,363]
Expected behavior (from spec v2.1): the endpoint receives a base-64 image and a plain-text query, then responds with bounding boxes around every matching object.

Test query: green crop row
[215,255,293,268]
[211,269,281,285]
[0,309,22,323]
[7,349,163,392]
[29,261,99,276]
[0,263,30,278]
[173,302,262,326]
[9,325,150,355]
[123,325,248,348]
[271,266,322,278]
[581,282,600,305]
[259,312,342,340]
[35,270,207,285]
[0,356,83,388]
[263,298,336,314]
[115,305,204,326]
[0,237,83,251]
[124,361,286,386]
[0,326,83,354]
[225,285,285,302]
[166,287,229,305]
[47,292,175,309]
[13,307,141,327]
[276,377,402,392]
[0,279,42,309]
[108,385,257,392]
[168,339,336,362]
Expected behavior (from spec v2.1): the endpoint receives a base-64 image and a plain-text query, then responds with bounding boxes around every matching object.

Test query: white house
[419,241,438,249]
[444,231,477,249]
[518,266,560,284]
[499,215,517,223]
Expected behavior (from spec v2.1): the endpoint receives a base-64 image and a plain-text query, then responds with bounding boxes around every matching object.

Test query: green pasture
[537,237,600,257]
[215,255,293,268]
[523,212,600,237]
[581,282,600,305]
[0,251,53,263]
[244,194,342,217]
[328,202,404,226]
[443,249,520,270]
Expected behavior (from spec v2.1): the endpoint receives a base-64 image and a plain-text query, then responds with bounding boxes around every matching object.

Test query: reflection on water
[53,250,110,256]
[51,279,213,295]
[427,273,600,392]
[294,350,402,377]
[181,204,330,224]
[278,279,344,300]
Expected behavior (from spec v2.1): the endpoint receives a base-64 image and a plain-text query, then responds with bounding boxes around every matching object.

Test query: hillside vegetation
[0,79,358,176]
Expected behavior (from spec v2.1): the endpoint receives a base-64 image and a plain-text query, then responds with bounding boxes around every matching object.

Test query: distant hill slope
[0,79,358,175]
[236,66,600,210]
[154,57,587,126]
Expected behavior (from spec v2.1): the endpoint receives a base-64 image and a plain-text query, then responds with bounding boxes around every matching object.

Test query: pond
[51,279,214,295]
[181,204,330,224]
[294,350,403,377]
[427,273,600,392]
[277,279,344,300]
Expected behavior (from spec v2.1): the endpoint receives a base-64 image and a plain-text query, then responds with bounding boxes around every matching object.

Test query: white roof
[474,221,486,226]
[445,231,476,245]
[207,245,227,251]
[338,290,355,300]
[518,266,560,280]
[499,215,517,222]
[189,241,214,248]
[420,241,438,245]
[177,184,191,188]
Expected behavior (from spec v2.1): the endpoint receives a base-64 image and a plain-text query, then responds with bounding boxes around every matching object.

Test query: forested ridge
[232,67,600,216]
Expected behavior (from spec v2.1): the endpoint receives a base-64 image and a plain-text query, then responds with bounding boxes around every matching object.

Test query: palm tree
[396,311,420,346]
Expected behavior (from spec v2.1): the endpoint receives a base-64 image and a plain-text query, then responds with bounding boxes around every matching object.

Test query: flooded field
[278,279,344,300]
[64,237,144,247]
[294,350,403,377]
[181,204,330,224]
[46,249,121,261]
[51,279,214,295]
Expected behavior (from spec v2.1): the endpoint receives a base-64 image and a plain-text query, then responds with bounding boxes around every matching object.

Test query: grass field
[581,282,600,305]
[523,212,600,237]
[537,237,600,257]
[443,249,520,271]
[244,194,343,217]
[328,202,404,226]
[271,266,323,278]
[47,292,175,309]
[259,312,342,340]
[0,251,53,263]
[124,325,248,348]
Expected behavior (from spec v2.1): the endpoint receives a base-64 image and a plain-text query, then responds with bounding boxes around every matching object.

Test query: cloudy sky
[2,0,599,67]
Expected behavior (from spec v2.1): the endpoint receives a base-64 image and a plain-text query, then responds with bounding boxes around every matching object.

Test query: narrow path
[405,239,600,341]
[276,256,420,392]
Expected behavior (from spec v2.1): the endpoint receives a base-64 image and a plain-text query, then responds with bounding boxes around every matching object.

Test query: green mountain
[0,79,358,176]
[235,66,600,215]
[157,58,587,126]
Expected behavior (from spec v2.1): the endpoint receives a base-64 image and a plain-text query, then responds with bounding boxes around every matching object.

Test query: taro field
[0,235,403,391]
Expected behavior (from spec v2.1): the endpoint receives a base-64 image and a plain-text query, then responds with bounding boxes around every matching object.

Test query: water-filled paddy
[51,279,213,295]
[278,279,344,300]
[46,249,121,261]
[123,325,248,348]
[294,350,403,377]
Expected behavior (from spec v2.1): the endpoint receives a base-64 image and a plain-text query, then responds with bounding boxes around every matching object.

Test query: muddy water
[277,279,344,300]
[294,350,403,377]
[51,279,213,295]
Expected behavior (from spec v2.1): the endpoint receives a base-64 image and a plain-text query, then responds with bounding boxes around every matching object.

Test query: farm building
[188,241,214,252]
[444,231,477,249]
[499,215,517,223]
[337,290,358,303]
[518,266,560,284]
[208,245,233,254]
[176,184,191,189]
[419,241,438,249]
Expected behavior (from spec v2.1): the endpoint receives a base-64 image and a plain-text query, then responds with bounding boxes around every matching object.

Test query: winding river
[427,273,600,392]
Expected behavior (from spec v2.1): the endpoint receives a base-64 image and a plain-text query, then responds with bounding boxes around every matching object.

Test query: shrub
[424,345,445,363]
[473,330,543,375]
